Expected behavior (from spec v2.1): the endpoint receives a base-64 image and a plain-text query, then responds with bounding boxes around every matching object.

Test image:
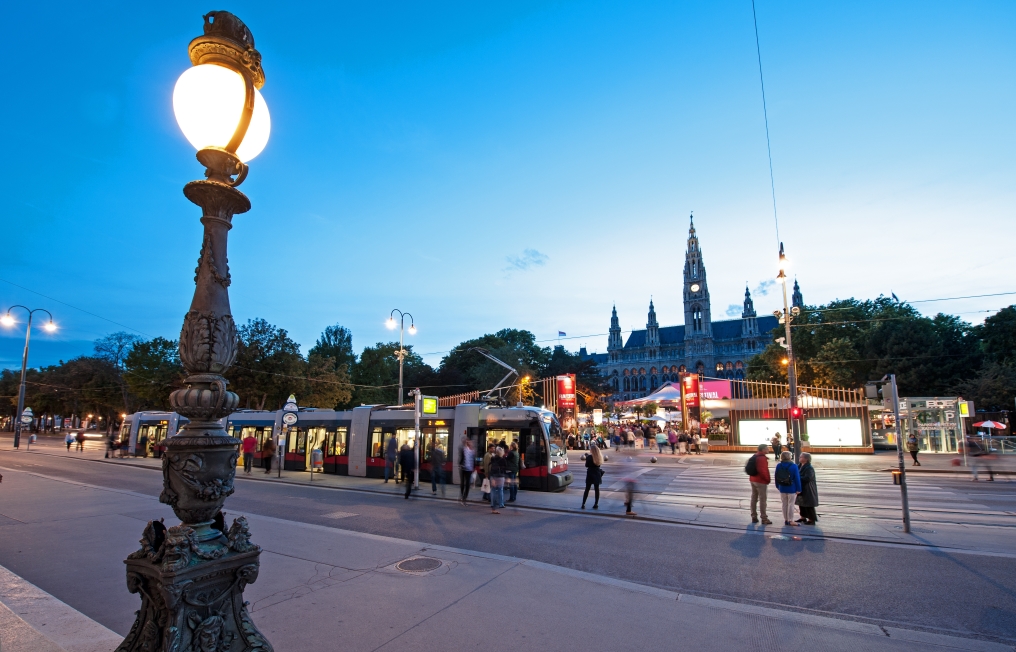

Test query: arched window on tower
[692,306,703,331]
[623,377,630,391]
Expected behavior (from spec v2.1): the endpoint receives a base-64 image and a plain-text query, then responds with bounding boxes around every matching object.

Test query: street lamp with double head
[2,306,56,449]
[118,12,272,652]
[387,309,416,406]
[775,243,803,463]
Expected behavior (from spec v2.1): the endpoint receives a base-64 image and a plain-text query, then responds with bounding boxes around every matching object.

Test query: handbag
[480,478,491,493]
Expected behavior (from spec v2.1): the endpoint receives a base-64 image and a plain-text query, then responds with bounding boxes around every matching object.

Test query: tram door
[305,427,327,472]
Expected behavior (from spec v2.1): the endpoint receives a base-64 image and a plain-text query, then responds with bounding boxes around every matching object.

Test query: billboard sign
[700,380,731,400]
[592,409,603,426]
[557,375,576,411]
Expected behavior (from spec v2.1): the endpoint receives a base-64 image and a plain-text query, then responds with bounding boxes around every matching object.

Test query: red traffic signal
[790,407,803,419]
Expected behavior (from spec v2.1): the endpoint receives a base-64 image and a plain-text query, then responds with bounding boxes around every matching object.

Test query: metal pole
[398,318,405,407]
[413,389,421,489]
[888,374,911,533]
[278,428,284,479]
[13,312,33,450]
[778,245,801,464]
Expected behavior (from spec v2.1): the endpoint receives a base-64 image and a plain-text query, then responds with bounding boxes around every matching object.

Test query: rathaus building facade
[583,216,803,402]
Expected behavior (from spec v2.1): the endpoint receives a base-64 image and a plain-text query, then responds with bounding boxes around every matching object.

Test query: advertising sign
[592,409,603,426]
[557,375,576,410]
[680,373,701,434]
[700,380,731,400]
[422,396,438,415]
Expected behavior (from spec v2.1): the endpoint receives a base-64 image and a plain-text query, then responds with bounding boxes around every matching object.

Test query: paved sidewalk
[7,440,1015,557]
[0,466,1010,652]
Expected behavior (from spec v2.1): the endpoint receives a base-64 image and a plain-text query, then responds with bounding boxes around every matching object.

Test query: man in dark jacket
[399,443,416,499]
[385,435,399,483]
[430,446,446,496]
[505,442,520,503]
[796,452,819,524]
[749,443,772,524]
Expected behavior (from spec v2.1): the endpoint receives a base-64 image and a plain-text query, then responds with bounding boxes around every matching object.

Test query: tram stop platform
[0,465,1009,652]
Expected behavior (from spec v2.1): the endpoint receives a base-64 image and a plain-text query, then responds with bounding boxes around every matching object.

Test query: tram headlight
[173,64,271,162]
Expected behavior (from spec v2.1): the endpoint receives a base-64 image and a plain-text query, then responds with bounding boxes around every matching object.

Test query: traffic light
[790,406,803,420]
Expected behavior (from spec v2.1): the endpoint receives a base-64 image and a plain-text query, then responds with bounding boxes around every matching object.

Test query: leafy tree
[124,337,184,410]
[226,319,305,411]
[437,329,548,398]
[351,342,433,406]
[978,306,1016,366]
[94,331,143,412]
[953,363,1016,411]
[308,324,356,371]
[302,353,353,410]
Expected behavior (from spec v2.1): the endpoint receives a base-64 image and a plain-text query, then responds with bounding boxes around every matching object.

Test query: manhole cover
[396,557,442,573]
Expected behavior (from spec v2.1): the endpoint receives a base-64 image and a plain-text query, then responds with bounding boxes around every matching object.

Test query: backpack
[775,464,793,487]
[744,454,758,476]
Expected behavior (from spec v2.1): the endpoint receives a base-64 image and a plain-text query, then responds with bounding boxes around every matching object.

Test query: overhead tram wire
[752,0,780,248]
[0,276,152,338]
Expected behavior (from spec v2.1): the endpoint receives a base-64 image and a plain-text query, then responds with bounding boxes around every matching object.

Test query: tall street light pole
[119,12,272,651]
[1,306,56,449]
[387,309,416,406]
[776,243,803,464]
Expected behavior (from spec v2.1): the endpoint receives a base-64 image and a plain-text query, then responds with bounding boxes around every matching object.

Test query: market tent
[618,381,683,407]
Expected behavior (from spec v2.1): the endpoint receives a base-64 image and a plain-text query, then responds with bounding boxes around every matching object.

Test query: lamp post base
[117,517,272,652]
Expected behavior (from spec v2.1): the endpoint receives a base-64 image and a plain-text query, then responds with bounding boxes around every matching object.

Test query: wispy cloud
[754,279,776,297]
[504,249,549,273]
[726,304,742,317]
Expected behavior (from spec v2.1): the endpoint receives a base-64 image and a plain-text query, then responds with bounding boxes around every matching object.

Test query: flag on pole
[558,331,566,337]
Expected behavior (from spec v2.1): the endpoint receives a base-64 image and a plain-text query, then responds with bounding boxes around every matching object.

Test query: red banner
[681,374,699,407]
[557,374,576,410]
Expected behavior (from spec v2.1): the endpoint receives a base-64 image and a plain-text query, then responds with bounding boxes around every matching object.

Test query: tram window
[288,428,308,454]
[370,427,383,458]
[331,427,348,456]
[520,427,545,468]
[421,428,450,461]
[434,428,448,459]
[486,429,520,450]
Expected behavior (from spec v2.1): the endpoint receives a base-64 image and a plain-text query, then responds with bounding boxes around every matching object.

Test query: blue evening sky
[2,1,1013,370]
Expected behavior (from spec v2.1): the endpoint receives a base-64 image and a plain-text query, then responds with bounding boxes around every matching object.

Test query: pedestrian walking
[488,447,508,513]
[667,429,677,454]
[746,443,772,524]
[65,432,74,451]
[656,429,667,454]
[384,434,399,483]
[262,437,277,474]
[626,429,635,451]
[505,441,520,503]
[967,437,995,482]
[481,443,494,502]
[906,433,920,466]
[774,451,802,526]
[459,438,476,503]
[796,452,819,524]
[678,432,688,455]
[771,433,783,461]
[105,434,116,459]
[581,443,603,509]
[400,443,416,499]
[241,432,257,475]
[430,445,446,496]
[75,430,86,452]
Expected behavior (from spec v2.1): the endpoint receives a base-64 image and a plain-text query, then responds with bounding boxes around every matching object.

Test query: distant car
[76,430,107,440]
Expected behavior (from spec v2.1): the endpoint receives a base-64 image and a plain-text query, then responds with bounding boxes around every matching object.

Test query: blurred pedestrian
[431,445,446,496]
[667,429,677,454]
[774,451,802,526]
[906,433,921,466]
[968,437,994,482]
[400,443,416,499]
[262,436,276,474]
[747,443,772,525]
[771,433,783,461]
[65,432,74,451]
[656,429,667,453]
[506,441,520,503]
[481,443,494,502]
[241,431,257,475]
[459,438,476,504]
[581,442,602,509]
[75,430,86,452]
[626,429,635,451]
[488,447,508,513]
[678,432,688,455]
[384,434,399,483]
[796,452,819,524]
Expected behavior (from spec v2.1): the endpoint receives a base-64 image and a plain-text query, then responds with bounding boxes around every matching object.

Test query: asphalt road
[1,450,1015,645]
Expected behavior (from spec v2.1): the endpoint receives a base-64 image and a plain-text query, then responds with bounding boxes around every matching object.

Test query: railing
[718,378,867,421]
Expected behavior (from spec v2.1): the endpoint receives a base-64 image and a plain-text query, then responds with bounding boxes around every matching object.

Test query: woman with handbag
[795,452,819,524]
[581,444,603,509]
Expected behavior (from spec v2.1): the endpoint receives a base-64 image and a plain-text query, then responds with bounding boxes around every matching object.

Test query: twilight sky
[2,1,1013,370]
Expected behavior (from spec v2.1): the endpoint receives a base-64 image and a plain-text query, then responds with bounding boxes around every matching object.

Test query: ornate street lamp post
[386,309,416,406]
[1,307,56,449]
[118,12,272,651]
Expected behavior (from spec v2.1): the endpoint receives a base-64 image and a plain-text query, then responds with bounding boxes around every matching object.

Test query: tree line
[747,298,1016,410]
[0,320,605,425]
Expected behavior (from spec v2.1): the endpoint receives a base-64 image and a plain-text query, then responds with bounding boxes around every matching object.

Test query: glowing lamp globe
[173,63,270,162]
